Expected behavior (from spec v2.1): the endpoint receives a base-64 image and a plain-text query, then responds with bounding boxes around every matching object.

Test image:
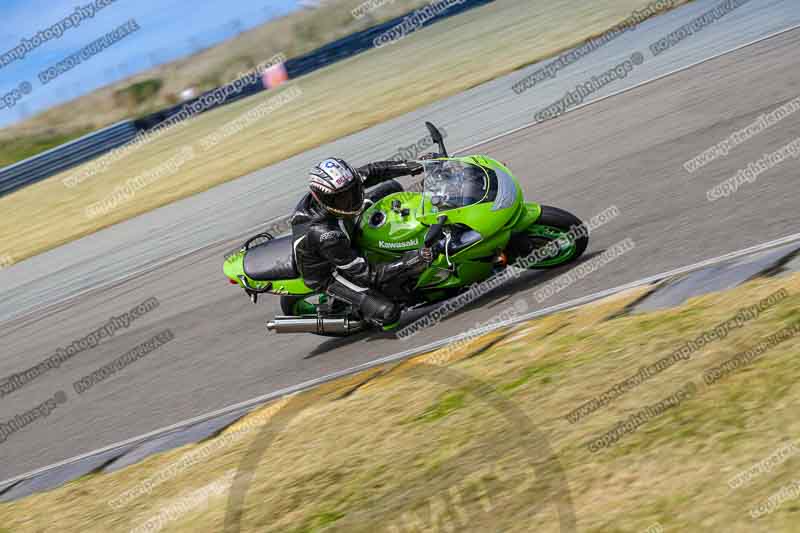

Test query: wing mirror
[425,121,449,158]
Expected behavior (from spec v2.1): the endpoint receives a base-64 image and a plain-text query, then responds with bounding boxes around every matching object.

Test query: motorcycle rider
[291,157,436,330]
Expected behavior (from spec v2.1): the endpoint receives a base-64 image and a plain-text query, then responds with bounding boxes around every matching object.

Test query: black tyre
[507,205,589,268]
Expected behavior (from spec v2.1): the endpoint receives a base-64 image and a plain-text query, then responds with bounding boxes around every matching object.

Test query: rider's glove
[408,162,424,175]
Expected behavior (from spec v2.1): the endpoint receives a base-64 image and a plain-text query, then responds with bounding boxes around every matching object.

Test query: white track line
[3,230,800,490]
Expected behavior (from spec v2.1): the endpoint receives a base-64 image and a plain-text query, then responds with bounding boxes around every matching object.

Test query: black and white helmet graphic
[308,158,365,217]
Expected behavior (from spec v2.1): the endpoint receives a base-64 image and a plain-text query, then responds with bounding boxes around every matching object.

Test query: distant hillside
[0,0,430,160]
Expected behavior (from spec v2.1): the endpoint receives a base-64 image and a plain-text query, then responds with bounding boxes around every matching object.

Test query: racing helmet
[308,158,364,217]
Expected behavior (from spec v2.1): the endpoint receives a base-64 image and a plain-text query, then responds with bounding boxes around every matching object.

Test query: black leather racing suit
[290,161,427,327]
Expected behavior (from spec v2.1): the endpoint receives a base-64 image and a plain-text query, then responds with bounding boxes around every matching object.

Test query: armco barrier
[0,120,138,197]
[0,0,494,198]
[139,0,495,131]
[285,0,496,78]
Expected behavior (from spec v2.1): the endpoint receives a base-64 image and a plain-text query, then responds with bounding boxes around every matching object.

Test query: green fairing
[355,156,531,292]
[223,250,313,295]
[223,153,582,308]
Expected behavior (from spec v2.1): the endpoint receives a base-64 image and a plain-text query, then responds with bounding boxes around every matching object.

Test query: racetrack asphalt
[1,14,800,480]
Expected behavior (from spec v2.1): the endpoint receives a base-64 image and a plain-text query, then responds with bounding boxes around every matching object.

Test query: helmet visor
[312,181,364,216]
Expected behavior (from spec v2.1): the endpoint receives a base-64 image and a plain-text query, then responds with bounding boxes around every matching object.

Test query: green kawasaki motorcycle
[224,123,588,336]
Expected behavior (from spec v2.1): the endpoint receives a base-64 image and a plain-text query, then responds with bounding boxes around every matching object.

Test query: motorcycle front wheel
[507,205,589,268]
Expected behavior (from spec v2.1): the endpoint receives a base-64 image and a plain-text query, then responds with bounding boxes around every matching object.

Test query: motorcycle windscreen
[421,161,488,211]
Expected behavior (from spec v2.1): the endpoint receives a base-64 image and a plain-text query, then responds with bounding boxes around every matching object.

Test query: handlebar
[424,215,448,247]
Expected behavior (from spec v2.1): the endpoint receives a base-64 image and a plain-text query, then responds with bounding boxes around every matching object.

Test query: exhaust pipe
[266,315,365,335]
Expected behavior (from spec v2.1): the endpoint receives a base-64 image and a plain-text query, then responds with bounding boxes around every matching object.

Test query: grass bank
[1,272,799,531]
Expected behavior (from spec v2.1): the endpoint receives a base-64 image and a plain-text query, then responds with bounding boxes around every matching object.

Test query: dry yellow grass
[2,273,799,532]
[0,0,433,142]
[0,0,689,265]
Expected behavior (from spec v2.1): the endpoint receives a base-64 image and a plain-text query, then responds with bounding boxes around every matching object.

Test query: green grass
[0,128,93,167]
[411,390,467,423]
[499,360,566,391]
[113,79,164,108]
[290,510,346,532]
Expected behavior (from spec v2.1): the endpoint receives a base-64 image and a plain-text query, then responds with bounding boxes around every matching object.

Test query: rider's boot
[326,276,402,329]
